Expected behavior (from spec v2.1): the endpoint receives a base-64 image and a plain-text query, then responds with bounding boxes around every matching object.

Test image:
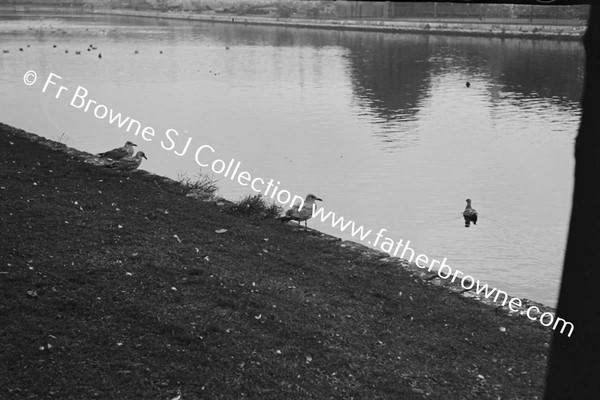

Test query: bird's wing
[99,147,127,159]
[293,201,315,221]
[298,205,313,219]
[463,209,477,218]
[125,158,140,170]
[108,156,136,170]
[285,207,300,219]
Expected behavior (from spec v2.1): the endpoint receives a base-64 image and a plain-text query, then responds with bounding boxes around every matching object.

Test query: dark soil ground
[0,122,552,399]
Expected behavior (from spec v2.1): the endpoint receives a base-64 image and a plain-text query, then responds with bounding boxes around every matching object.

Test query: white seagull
[279,194,323,230]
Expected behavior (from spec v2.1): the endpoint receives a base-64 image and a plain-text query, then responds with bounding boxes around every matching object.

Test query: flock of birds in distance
[1,43,168,58]
[96,140,478,229]
[2,42,230,78]
[2,40,236,57]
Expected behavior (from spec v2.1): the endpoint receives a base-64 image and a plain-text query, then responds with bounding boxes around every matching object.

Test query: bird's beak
[133,143,138,147]
[316,198,322,201]
[143,155,147,160]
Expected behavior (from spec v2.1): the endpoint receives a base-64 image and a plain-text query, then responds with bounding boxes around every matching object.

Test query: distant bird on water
[466,81,471,88]
[106,151,147,172]
[463,199,478,228]
[98,53,102,59]
[97,141,137,160]
[279,194,323,230]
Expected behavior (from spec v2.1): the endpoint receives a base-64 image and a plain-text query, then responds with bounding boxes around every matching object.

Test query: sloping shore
[0,122,553,399]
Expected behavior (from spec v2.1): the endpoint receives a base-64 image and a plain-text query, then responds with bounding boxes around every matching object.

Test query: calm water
[0,15,583,307]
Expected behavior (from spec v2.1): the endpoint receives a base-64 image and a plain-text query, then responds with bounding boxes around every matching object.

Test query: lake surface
[0,14,583,307]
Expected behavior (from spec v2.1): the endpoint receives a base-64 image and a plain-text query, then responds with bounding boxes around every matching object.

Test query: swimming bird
[2,50,8,53]
[279,194,323,230]
[466,81,471,88]
[106,151,147,172]
[75,51,81,55]
[97,141,137,160]
[463,199,478,228]
[134,50,138,54]
[98,53,102,58]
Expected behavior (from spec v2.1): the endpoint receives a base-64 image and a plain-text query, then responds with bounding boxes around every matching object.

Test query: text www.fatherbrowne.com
[310,205,575,337]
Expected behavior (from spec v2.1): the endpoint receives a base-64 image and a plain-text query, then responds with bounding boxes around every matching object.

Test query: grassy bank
[0,122,553,399]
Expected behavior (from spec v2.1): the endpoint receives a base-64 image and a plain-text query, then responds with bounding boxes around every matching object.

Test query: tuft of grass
[226,194,283,219]
[177,170,219,195]
[54,132,69,144]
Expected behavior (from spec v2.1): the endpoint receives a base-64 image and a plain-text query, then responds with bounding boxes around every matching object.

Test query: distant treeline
[1,0,590,21]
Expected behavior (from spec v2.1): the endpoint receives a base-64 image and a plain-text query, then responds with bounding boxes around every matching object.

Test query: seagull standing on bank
[463,198,478,228]
[106,151,147,172]
[97,141,137,160]
[279,194,323,230]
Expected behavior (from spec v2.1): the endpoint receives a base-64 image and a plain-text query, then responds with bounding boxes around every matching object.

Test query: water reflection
[341,33,433,149]
[337,32,583,151]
